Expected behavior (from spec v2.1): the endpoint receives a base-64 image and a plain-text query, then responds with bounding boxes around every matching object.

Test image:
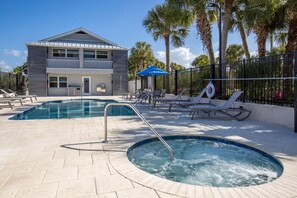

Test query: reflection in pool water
[10,99,134,120]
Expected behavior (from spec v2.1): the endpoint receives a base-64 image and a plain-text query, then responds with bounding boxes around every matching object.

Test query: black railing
[156,51,296,107]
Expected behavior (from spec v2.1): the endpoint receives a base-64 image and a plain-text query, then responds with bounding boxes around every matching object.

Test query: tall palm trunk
[221,0,235,63]
[254,23,269,57]
[165,35,170,93]
[236,12,250,59]
[195,10,215,64]
[286,8,297,52]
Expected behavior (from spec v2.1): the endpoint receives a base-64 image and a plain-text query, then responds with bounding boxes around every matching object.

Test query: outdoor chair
[152,89,161,100]
[0,99,14,109]
[1,89,37,102]
[160,89,166,99]
[129,89,143,100]
[133,89,151,104]
[152,89,188,108]
[189,91,251,121]
[168,88,208,112]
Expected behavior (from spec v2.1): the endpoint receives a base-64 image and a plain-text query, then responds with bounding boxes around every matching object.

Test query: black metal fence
[156,51,296,107]
[0,72,24,93]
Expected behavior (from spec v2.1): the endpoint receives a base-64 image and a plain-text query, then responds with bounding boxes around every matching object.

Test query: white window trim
[52,48,66,58]
[48,76,68,88]
[52,48,79,58]
[83,50,109,60]
[96,51,108,59]
[66,49,79,58]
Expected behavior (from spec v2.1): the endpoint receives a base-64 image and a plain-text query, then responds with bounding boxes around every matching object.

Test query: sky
[0,0,258,72]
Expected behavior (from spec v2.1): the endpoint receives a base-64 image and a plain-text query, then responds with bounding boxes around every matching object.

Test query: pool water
[128,136,283,187]
[10,99,134,120]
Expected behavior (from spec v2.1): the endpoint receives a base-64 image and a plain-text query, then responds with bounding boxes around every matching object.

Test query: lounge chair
[189,91,251,121]
[0,89,37,102]
[0,99,13,109]
[133,89,151,104]
[122,89,142,101]
[7,88,38,101]
[0,97,24,106]
[152,89,188,108]
[168,88,208,112]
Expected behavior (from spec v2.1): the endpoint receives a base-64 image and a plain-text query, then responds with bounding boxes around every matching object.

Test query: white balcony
[47,59,113,69]
[47,59,80,68]
[83,60,113,69]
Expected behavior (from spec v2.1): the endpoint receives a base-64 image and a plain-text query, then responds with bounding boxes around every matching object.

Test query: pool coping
[109,134,297,197]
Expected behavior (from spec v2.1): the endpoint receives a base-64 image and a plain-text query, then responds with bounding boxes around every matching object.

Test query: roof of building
[27,27,129,50]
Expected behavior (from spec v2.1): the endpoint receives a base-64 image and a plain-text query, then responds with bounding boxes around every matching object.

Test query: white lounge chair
[152,89,188,108]
[189,91,251,121]
[0,99,13,109]
[168,88,208,112]
[0,89,37,102]
[0,97,24,106]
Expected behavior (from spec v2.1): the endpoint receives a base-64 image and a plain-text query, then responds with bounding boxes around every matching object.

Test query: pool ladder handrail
[104,103,174,160]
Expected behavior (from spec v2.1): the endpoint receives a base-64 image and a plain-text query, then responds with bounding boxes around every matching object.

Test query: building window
[49,76,67,88]
[67,50,79,58]
[49,77,58,88]
[97,51,108,59]
[84,50,95,58]
[59,77,68,87]
[53,49,66,57]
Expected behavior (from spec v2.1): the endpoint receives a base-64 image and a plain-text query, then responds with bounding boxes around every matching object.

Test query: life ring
[206,82,215,98]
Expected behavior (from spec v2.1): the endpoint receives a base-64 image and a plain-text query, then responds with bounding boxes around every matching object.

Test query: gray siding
[112,50,128,95]
[27,46,47,96]
[53,33,110,45]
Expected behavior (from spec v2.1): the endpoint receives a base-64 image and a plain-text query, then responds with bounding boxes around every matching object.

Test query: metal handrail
[104,103,174,160]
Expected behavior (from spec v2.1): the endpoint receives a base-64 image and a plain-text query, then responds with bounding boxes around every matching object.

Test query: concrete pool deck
[0,96,297,198]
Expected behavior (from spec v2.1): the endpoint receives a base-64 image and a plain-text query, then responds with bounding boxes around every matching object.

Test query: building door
[82,76,91,95]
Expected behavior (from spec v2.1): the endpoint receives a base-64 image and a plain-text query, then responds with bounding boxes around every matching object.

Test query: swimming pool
[128,136,283,187]
[10,99,134,120]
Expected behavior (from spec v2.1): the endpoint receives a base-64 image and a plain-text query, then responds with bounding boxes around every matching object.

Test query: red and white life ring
[206,82,215,98]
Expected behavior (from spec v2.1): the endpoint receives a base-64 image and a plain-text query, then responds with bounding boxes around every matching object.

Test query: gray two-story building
[27,28,128,96]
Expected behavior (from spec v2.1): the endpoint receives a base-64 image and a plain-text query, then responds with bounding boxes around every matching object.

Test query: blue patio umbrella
[137,66,169,76]
[137,66,169,90]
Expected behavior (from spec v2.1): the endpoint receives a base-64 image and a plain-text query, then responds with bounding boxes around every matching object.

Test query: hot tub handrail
[104,103,174,160]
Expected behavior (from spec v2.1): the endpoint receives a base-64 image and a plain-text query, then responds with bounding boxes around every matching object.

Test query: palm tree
[229,1,251,59]
[129,42,155,90]
[130,42,155,71]
[167,0,216,65]
[221,0,236,63]
[143,3,193,92]
[243,0,285,57]
[226,44,244,62]
[170,62,185,70]
[191,54,210,67]
[285,0,297,53]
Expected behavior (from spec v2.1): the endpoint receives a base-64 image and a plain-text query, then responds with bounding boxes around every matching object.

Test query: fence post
[190,68,193,97]
[210,64,215,81]
[8,72,11,90]
[294,50,297,133]
[175,70,178,95]
[243,59,246,102]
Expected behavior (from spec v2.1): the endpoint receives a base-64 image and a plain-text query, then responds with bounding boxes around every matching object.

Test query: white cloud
[0,60,12,72]
[155,47,196,68]
[24,50,28,56]
[250,50,258,57]
[214,51,219,59]
[4,49,21,57]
